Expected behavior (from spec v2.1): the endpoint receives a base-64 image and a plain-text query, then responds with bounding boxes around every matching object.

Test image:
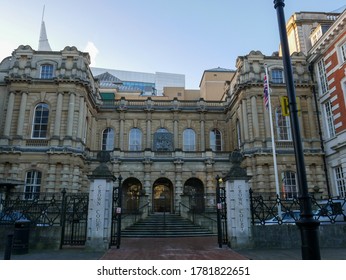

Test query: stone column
[143,154,152,209]
[119,118,124,150]
[251,96,259,139]
[241,100,249,142]
[46,164,56,192]
[77,96,85,145]
[174,158,183,213]
[86,153,116,251]
[224,151,252,249]
[3,92,15,137]
[53,92,63,138]
[61,164,70,191]
[200,114,205,151]
[225,178,252,249]
[205,154,215,209]
[72,166,81,191]
[86,178,115,251]
[66,92,75,138]
[173,117,178,149]
[16,92,28,137]
[146,114,152,149]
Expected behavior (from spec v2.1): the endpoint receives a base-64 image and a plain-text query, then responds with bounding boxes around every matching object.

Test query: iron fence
[0,192,65,226]
[249,189,346,225]
[60,192,89,246]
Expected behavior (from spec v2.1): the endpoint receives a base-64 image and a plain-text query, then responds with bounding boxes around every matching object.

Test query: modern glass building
[91,67,185,96]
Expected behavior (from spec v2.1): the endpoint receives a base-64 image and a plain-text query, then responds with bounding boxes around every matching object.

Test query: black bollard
[4,234,13,260]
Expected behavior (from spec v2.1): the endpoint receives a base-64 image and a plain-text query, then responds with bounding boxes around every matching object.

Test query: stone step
[122,214,216,238]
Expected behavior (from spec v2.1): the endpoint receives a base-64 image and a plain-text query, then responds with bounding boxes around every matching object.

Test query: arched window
[40,64,54,79]
[129,128,142,151]
[32,103,49,139]
[210,129,222,151]
[282,171,298,199]
[102,128,115,151]
[24,170,42,200]
[275,107,292,141]
[183,128,196,151]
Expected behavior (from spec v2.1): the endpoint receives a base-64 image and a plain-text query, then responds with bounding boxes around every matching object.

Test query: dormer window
[40,64,54,79]
[310,26,323,47]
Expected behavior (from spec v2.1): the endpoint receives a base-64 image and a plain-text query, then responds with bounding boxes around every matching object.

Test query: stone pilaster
[3,92,15,138]
[52,92,63,145]
[16,91,28,138]
[65,92,75,140]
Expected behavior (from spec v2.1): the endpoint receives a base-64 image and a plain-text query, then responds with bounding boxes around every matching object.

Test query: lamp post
[216,175,223,248]
[273,0,321,259]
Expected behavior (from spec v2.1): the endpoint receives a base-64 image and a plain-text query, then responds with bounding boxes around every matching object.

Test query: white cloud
[84,41,99,66]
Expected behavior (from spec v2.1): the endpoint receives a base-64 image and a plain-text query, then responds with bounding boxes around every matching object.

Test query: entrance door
[152,178,173,213]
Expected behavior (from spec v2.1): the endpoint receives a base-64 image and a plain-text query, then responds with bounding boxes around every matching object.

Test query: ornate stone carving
[153,132,173,151]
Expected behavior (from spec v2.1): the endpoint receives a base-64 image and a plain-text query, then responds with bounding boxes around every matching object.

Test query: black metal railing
[60,192,89,247]
[121,202,150,225]
[179,202,217,233]
[0,192,65,226]
[249,189,346,225]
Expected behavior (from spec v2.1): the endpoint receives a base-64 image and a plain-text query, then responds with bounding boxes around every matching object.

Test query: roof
[95,72,123,88]
[204,67,233,73]
[331,5,346,13]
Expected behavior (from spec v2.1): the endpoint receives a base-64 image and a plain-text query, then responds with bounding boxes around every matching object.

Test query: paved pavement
[236,247,346,260]
[101,237,247,260]
[2,236,346,260]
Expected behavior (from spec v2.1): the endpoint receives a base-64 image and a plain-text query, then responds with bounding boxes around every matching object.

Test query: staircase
[121,213,216,238]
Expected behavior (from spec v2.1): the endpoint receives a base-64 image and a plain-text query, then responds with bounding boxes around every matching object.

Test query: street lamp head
[273,0,285,9]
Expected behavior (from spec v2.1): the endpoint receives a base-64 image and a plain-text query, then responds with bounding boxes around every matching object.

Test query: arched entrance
[122,177,142,214]
[152,178,173,213]
[183,178,205,213]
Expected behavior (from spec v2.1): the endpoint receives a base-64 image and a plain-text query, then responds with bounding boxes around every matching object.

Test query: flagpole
[264,64,282,218]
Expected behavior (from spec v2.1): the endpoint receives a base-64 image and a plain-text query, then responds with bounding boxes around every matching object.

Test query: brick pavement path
[101,236,248,260]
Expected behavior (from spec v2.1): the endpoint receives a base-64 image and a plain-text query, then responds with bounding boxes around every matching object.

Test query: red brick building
[308,9,346,197]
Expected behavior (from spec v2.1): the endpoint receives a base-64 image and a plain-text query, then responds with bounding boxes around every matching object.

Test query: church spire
[38,5,52,51]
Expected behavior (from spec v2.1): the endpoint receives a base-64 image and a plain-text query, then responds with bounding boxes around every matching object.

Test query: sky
[1,0,345,89]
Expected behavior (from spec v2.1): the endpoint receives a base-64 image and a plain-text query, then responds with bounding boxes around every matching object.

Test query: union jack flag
[263,74,269,110]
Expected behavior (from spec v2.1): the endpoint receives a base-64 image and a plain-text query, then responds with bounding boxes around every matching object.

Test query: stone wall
[251,224,346,249]
[0,226,61,251]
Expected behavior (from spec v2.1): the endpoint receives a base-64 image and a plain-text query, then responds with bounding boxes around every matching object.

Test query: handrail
[121,202,150,224]
[179,202,217,223]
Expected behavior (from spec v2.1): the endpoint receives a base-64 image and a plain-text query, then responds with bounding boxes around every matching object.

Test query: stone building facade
[225,51,327,197]
[0,43,330,216]
[0,45,234,214]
